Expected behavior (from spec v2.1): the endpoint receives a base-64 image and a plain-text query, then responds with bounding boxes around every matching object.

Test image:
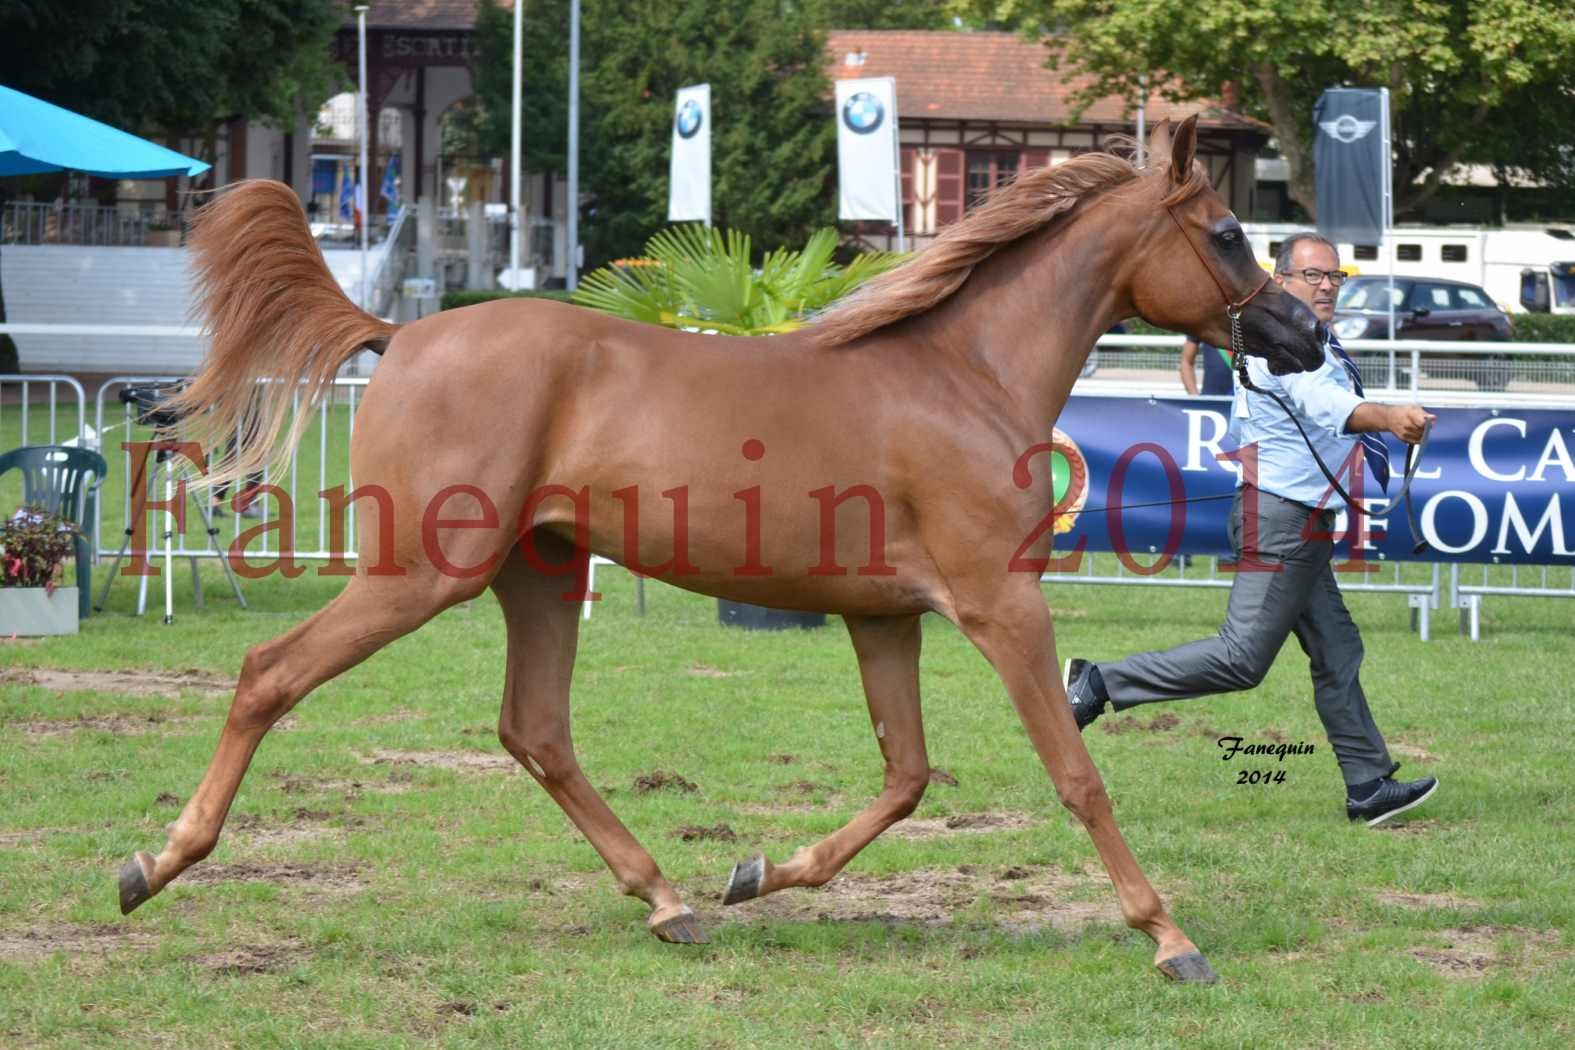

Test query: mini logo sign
[675,100,703,140]
[841,91,885,135]
[1050,427,1088,534]
[1318,115,1377,144]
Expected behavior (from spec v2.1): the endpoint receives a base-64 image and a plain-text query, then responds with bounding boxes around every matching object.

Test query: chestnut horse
[126,118,1322,983]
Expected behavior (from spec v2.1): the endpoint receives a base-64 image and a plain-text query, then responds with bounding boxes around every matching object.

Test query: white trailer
[1242,223,1575,315]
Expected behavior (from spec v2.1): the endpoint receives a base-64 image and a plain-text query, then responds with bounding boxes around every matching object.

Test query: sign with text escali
[333,30,476,68]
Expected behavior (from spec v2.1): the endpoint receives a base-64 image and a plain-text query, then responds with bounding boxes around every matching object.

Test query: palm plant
[571,225,905,336]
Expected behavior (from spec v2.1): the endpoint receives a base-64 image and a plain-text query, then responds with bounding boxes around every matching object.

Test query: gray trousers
[1098,488,1396,787]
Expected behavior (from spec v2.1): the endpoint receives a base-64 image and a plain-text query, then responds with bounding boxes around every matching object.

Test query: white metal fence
[2,329,1573,635]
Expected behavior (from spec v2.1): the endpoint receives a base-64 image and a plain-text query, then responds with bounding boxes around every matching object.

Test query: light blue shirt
[1228,338,1364,507]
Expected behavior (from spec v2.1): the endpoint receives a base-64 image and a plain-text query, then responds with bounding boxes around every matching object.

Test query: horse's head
[1124,116,1323,376]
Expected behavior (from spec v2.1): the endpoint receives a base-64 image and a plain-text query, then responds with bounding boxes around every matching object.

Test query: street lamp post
[567,0,580,291]
[356,5,370,313]
[509,0,523,287]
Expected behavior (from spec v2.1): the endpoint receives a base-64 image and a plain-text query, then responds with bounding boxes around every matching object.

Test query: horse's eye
[1217,229,1240,246]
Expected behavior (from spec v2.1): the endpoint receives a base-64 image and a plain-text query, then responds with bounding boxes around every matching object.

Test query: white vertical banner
[668,83,711,224]
[836,77,899,222]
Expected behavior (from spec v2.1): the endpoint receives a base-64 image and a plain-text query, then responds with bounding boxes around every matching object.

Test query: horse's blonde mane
[809,146,1211,347]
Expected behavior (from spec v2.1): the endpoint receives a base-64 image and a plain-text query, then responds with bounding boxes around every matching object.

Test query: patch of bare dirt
[767,754,798,765]
[183,860,367,897]
[721,865,1119,933]
[928,769,959,787]
[673,823,736,842]
[0,666,233,698]
[14,711,204,738]
[364,749,518,773]
[195,938,308,976]
[886,812,1037,840]
[1408,925,1565,980]
[1374,819,1442,836]
[1377,890,1482,910]
[0,922,157,962]
[686,664,742,678]
[782,780,826,795]
[266,769,413,797]
[223,810,352,848]
[1391,742,1441,763]
[634,770,697,794]
[1100,713,1180,735]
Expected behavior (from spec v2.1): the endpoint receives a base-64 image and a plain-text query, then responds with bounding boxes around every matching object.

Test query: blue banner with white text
[1047,395,1575,566]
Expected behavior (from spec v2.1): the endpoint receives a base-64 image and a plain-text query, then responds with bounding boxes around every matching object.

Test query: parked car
[1331,276,1514,390]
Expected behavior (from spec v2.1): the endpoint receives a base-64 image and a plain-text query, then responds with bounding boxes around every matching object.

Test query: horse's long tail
[164,179,398,489]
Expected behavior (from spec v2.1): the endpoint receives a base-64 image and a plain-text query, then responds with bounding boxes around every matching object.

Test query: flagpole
[509,0,523,287]
[356,5,370,313]
[567,0,580,291]
[1135,75,1147,167]
[890,78,904,252]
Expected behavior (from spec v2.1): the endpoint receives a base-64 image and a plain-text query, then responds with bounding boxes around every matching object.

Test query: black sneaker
[1345,776,1438,827]
[1063,658,1107,731]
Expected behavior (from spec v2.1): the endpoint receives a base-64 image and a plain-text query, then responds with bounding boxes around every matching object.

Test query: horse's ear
[1169,115,1199,186]
[1146,119,1172,165]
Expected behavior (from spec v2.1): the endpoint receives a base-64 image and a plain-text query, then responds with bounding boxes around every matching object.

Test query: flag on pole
[380,154,400,212]
[835,77,900,222]
[668,84,711,224]
[1313,88,1389,245]
[338,165,355,222]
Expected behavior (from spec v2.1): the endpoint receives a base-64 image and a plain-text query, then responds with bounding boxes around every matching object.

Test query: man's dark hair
[1275,232,1340,273]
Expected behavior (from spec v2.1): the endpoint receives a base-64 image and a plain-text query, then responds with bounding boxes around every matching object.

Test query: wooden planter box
[0,587,80,636]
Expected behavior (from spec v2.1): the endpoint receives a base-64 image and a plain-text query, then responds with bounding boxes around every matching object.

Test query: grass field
[1,553,1571,1049]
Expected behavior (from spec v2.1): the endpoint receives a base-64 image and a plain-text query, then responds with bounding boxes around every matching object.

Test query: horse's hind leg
[957,585,1218,984]
[490,542,704,944]
[724,614,929,904]
[118,573,465,913]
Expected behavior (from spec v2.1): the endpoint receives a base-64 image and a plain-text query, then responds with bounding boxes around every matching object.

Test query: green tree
[0,0,343,368]
[959,0,1575,219]
[472,0,837,269]
[0,0,343,172]
[815,0,955,29]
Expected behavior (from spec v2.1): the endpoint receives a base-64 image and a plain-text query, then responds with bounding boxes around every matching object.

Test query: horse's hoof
[722,855,766,905]
[650,907,709,945]
[118,852,156,915]
[1157,951,1219,984]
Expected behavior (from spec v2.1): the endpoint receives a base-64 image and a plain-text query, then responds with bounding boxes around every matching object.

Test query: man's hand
[1385,404,1435,444]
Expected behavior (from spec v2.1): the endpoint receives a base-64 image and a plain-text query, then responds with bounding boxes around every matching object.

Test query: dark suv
[1332,276,1514,390]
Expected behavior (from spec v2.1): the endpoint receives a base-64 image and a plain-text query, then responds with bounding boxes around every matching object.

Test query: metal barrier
[0,374,88,447]
[1042,555,1441,640]
[2,201,152,247]
[5,332,1572,634]
[1449,563,1575,641]
[1085,333,1575,399]
[92,375,367,562]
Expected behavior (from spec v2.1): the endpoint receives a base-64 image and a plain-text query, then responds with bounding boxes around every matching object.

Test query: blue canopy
[0,84,210,179]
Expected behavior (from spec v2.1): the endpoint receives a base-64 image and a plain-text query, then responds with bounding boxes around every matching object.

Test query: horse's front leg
[491,543,704,943]
[954,580,1219,984]
[723,614,929,904]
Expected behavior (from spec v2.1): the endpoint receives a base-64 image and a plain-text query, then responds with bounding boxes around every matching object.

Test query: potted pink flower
[0,506,81,635]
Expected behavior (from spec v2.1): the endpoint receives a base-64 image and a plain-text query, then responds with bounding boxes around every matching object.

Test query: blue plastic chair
[0,444,109,621]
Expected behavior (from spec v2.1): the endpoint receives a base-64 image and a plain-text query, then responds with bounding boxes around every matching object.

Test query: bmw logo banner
[669,83,711,223]
[1314,87,1390,246]
[835,77,900,222]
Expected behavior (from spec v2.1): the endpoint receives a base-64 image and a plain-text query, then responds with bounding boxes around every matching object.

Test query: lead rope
[1230,306,1432,555]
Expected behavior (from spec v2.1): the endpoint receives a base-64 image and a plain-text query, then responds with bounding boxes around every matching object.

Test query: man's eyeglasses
[1278,268,1349,287]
